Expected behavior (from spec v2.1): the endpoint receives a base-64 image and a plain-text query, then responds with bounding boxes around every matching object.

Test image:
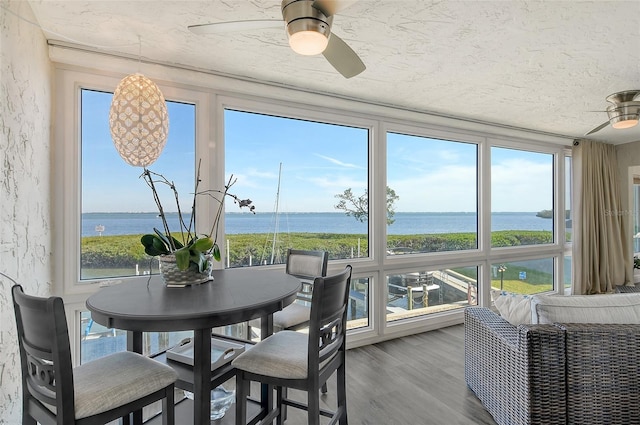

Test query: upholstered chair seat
[270,303,312,332]
[71,351,177,420]
[232,330,336,380]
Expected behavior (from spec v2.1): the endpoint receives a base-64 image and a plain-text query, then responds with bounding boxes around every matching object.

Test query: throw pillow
[530,293,640,324]
[490,290,532,325]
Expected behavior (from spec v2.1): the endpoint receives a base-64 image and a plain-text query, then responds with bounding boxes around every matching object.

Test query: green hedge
[81,230,553,268]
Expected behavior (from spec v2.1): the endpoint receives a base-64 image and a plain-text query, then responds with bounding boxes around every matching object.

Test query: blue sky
[82,90,553,214]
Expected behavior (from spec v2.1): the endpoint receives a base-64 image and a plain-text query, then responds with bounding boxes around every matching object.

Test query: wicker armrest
[558,323,640,425]
[465,307,567,425]
[464,306,521,349]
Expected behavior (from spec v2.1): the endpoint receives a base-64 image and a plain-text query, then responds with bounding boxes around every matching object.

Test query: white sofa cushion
[490,290,532,325]
[531,293,640,324]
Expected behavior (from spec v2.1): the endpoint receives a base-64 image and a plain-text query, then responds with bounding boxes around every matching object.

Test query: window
[79,311,193,364]
[78,88,198,363]
[348,277,370,329]
[386,132,478,254]
[490,258,554,295]
[223,109,370,265]
[491,147,554,247]
[632,176,640,252]
[386,266,478,323]
[565,155,573,243]
[80,89,195,281]
[58,67,570,355]
[564,254,572,293]
[565,154,573,292]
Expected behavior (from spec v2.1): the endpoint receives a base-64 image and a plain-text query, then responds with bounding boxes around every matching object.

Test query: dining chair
[233,265,352,425]
[249,249,329,335]
[11,284,178,425]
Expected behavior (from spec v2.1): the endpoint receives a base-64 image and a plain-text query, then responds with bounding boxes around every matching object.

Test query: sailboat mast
[270,163,282,265]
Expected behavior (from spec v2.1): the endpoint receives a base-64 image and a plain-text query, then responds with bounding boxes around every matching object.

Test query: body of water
[81,212,553,237]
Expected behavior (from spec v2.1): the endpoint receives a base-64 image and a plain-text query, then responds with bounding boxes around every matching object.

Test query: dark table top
[86,267,301,332]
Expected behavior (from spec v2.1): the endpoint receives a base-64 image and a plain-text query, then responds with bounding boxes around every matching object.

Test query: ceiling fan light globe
[611,118,639,130]
[282,0,331,56]
[289,30,329,55]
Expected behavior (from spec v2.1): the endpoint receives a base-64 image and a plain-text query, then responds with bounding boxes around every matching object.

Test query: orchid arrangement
[140,160,254,272]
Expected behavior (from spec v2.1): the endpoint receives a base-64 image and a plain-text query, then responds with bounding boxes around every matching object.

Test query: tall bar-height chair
[11,284,178,425]
[249,249,329,337]
[233,265,352,425]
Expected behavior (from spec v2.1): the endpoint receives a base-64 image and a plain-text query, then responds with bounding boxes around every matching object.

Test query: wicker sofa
[465,293,640,425]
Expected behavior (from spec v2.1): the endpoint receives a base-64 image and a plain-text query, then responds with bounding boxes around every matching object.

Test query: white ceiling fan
[188,0,366,79]
[585,90,640,135]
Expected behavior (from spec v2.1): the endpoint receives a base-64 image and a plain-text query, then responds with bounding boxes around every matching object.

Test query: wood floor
[278,324,497,425]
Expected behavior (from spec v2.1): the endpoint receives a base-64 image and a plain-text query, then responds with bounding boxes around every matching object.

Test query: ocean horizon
[81,211,553,237]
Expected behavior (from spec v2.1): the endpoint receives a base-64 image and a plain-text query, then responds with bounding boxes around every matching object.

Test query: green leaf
[140,234,157,249]
[140,234,170,256]
[193,236,214,252]
[152,237,167,252]
[212,244,221,262]
[153,228,172,249]
[174,247,190,270]
[171,236,184,249]
[192,252,207,273]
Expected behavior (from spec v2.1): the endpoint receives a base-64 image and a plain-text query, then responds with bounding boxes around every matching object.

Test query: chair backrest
[285,249,329,281]
[12,284,75,423]
[307,266,352,372]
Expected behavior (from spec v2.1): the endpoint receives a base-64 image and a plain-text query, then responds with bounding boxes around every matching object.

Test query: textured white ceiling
[25,0,640,144]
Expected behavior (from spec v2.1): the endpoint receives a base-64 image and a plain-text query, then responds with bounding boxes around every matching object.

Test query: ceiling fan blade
[585,121,610,136]
[188,20,281,35]
[322,33,365,78]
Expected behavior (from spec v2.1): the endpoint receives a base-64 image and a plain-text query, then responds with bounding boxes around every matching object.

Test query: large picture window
[80,89,195,281]
[59,68,570,355]
[78,88,198,362]
[490,147,554,247]
[223,109,370,265]
[386,132,479,254]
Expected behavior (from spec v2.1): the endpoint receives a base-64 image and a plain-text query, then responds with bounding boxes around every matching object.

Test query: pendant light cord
[138,35,142,73]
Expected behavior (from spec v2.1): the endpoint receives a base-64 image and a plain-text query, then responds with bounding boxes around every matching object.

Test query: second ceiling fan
[188,0,366,79]
[586,90,640,135]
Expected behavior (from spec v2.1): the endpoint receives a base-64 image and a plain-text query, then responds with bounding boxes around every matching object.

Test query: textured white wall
[0,1,53,422]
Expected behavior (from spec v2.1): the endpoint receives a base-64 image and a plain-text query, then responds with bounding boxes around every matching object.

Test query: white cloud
[314,153,364,169]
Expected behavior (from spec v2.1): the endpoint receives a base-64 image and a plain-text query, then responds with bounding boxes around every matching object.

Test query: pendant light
[109,38,169,167]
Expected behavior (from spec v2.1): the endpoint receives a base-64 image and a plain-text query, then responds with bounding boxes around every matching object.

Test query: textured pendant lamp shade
[109,73,169,167]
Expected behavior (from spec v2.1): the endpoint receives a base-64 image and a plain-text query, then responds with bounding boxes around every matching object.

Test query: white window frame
[53,60,571,354]
[54,70,211,297]
[54,69,211,362]
[216,96,378,343]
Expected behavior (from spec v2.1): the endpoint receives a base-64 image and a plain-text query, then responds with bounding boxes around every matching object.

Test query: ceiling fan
[585,90,640,135]
[188,0,366,79]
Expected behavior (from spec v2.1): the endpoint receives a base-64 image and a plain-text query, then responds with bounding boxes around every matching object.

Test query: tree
[334,187,399,225]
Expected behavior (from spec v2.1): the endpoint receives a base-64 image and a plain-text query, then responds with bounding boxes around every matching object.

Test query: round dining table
[86,267,301,425]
